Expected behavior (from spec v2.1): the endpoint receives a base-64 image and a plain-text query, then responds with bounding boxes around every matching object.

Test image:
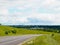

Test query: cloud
[0,16,28,25]
[1,12,60,25]
[0,8,8,15]
[27,13,60,24]
[0,0,60,25]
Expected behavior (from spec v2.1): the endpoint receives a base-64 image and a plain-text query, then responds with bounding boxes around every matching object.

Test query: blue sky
[0,0,60,25]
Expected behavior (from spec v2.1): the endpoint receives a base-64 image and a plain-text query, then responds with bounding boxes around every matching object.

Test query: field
[0,25,52,36]
[22,34,60,45]
[0,25,60,45]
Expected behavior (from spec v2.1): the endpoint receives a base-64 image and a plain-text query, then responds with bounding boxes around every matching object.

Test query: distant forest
[10,25,60,30]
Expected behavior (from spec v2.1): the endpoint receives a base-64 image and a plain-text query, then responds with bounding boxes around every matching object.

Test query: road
[0,34,42,45]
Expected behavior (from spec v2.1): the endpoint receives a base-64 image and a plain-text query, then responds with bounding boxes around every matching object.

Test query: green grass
[53,34,60,43]
[0,25,52,36]
[0,25,60,45]
[22,34,60,45]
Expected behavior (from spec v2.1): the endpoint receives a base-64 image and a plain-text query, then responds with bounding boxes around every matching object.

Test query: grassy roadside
[0,26,60,45]
[22,34,60,45]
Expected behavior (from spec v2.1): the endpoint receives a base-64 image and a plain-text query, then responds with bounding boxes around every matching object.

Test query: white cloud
[0,0,60,25]
[1,12,60,25]
[0,8,8,15]
[27,13,60,24]
[0,16,28,25]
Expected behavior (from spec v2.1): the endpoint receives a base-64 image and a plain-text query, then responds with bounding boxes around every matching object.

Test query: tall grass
[23,34,60,45]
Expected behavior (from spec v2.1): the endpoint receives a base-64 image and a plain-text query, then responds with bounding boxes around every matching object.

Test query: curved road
[0,34,42,45]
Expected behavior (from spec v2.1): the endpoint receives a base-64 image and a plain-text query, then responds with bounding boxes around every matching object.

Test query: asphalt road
[0,34,42,45]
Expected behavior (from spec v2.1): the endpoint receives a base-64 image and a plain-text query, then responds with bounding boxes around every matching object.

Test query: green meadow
[22,34,60,45]
[0,25,60,45]
[0,25,52,36]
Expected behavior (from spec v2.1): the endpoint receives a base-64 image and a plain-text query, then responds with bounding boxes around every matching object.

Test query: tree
[0,24,1,25]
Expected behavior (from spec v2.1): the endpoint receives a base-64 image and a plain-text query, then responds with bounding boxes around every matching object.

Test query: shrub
[5,31,8,35]
[11,30,16,34]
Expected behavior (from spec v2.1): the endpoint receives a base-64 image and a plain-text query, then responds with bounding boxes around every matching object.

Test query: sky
[0,0,60,25]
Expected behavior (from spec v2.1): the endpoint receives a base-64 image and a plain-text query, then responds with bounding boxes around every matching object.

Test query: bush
[11,30,16,34]
[5,31,8,35]
[58,30,60,33]
[52,34,54,37]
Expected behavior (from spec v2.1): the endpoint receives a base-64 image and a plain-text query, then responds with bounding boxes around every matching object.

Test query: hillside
[0,26,52,36]
[23,34,60,45]
[0,26,60,45]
